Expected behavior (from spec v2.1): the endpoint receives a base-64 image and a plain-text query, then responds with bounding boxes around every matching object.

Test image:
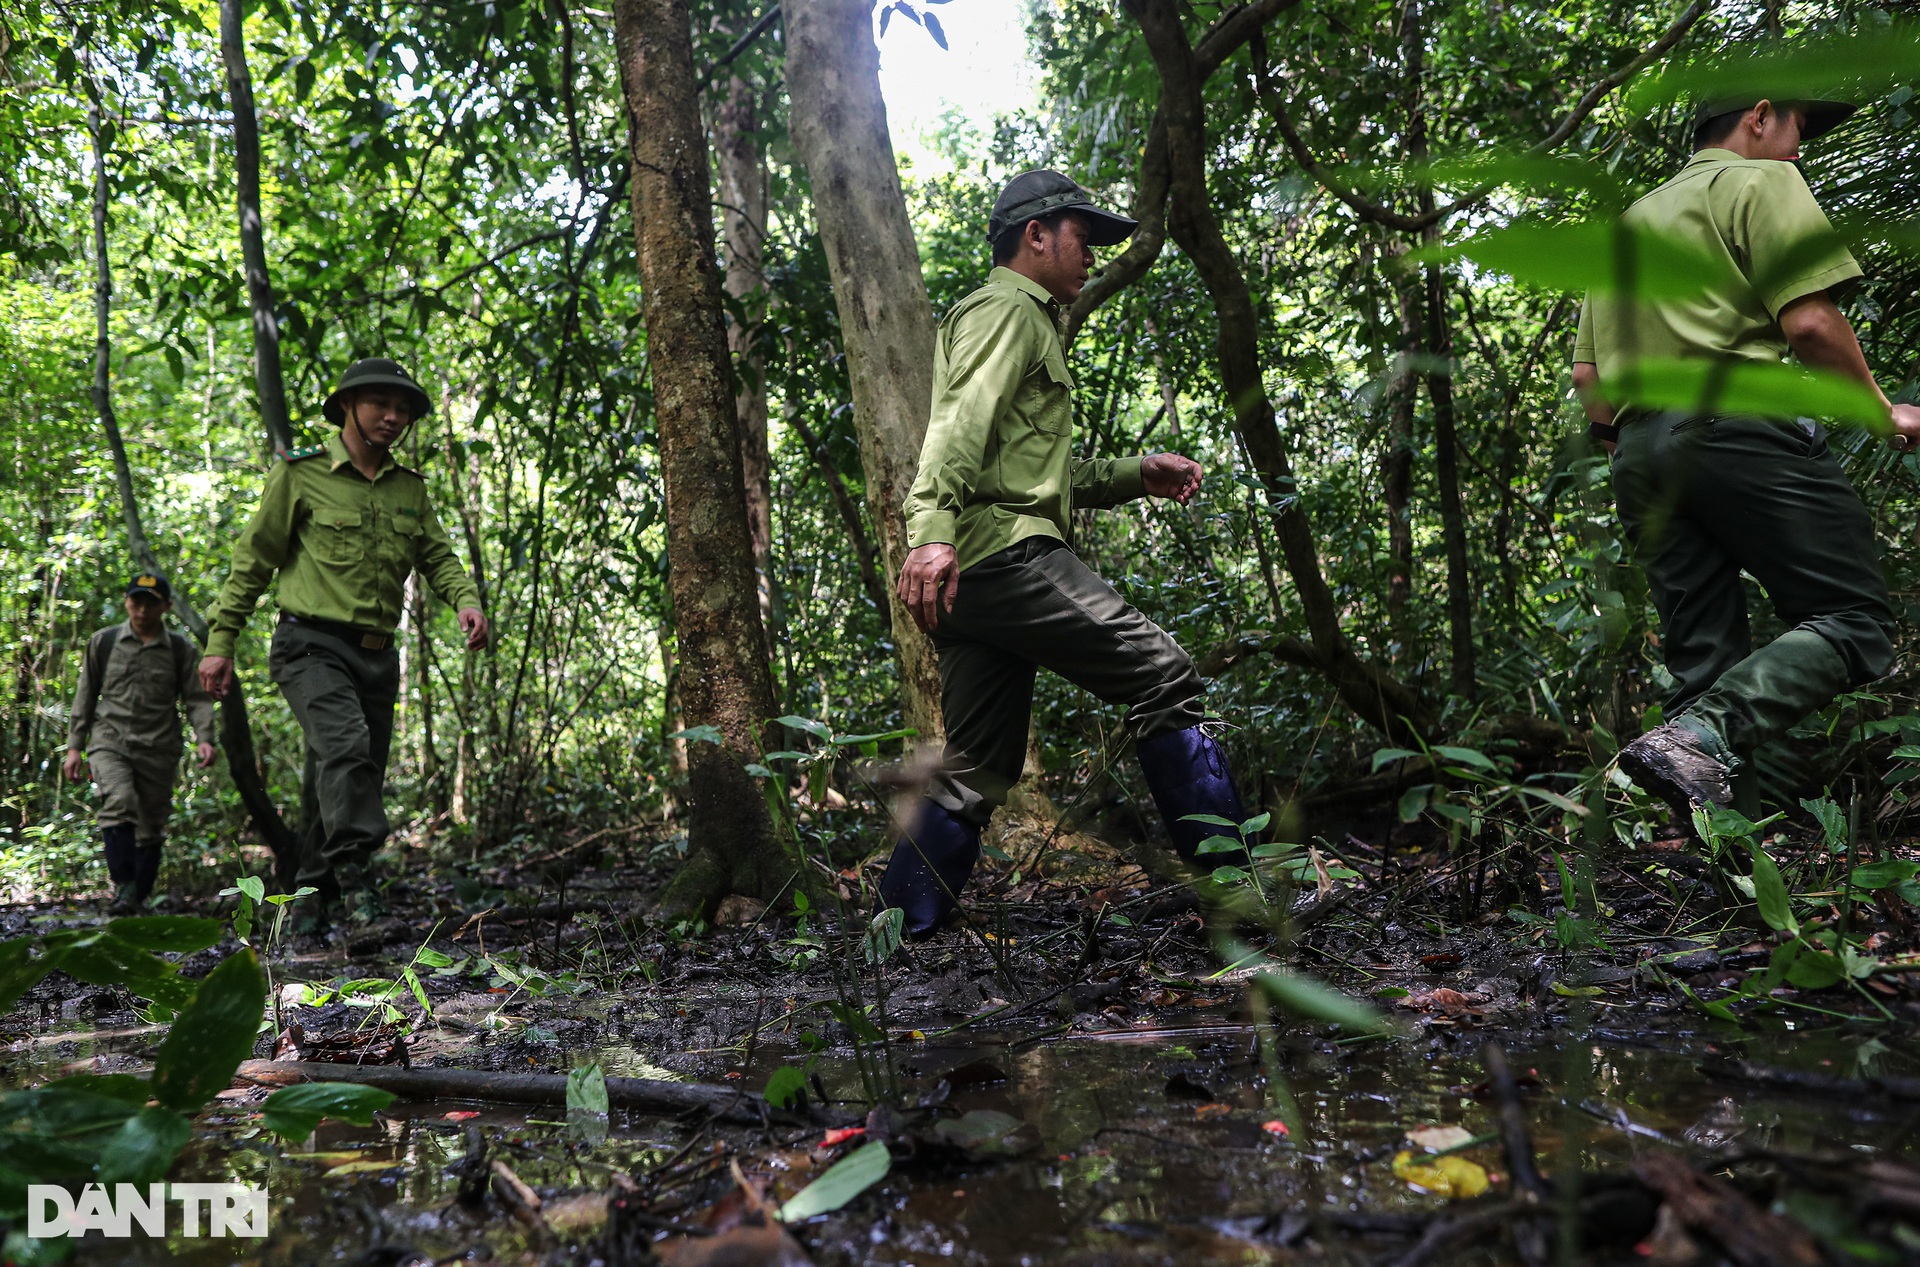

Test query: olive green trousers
[269,619,400,882]
[929,537,1208,825]
[1612,413,1897,763]
[89,747,178,846]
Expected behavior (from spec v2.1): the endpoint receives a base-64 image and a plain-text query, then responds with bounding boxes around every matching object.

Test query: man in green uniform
[880,169,1252,937]
[65,574,217,914]
[200,359,487,927]
[1573,95,1920,821]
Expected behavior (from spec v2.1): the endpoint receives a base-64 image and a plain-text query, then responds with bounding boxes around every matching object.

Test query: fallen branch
[1481,1042,1548,1200]
[1632,1151,1822,1267]
[1700,1056,1920,1104]
[234,1060,794,1125]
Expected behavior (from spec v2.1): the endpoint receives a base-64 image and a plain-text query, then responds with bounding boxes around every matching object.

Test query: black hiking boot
[1618,722,1734,829]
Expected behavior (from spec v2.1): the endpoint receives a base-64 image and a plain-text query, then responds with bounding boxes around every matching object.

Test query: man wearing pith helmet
[201,358,488,931]
[881,169,1255,937]
[1573,94,1920,824]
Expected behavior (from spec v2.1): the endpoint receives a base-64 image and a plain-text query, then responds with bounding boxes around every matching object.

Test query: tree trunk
[1422,248,1476,699]
[1120,0,1428,741]
[612,0,791,918]
[1385,265,1418,635]
[217,0,293,457]
[788,408,888,613]
[783,0,943,745]
[715,71,775,640]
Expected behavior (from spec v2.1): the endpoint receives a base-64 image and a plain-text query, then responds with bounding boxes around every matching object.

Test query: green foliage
[150,949,267,1113]
[777,1139,891,1222]
[259,1083,397,1140]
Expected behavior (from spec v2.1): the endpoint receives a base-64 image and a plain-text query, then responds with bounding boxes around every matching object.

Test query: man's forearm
[1781,294,1892,412]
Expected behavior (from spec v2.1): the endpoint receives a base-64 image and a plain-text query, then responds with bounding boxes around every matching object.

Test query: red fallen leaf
[1195,1103,1233,1120]
[1262,1120,1290,1138]
[723,1071,743,1080]
[1420,952,1463,969]
[821,1126,866,1148]
[443,1110,481,1121]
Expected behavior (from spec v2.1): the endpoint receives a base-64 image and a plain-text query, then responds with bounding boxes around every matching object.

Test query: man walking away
[65,574,217,914]
[1573,93,1920,823]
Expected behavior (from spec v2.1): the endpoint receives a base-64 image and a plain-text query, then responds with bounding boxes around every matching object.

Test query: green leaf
[151,949,267,1114]
[1514,785,1588,815]
[773,715,833,739]
[0,938,57,1014]
[566,1063,609,1116]
[1676,981,1741,1023]
[95,1106,191,1185]
[1371,747,1420,771]
[930,1109,1036,1158]
[1178,813,1241,829]
[1249,842,1299,859]
[1397,785,1431,822]
[1785,947,1847,991]
[763,1066,807,1110]
[666,725,724,746]
[237,876,265,905]
[862,907,904,965]
[1417,220,1732,299]
[1748,843,1798,936]
[1851,860,1920,890]
[1605,359,1889,431]
[103,916,224,953]
[415,948,454,968]
[778,1140,890,1222]
[404,967,432,1017]
[60,935,195,1010]
[1432,745,1495,771]
[260,1083,397,1140]
[823,1001,885,1044]
[1253,968,1388,1032]
[1239,811,1272,835]
[1625,30,1920,116]
[1195,835,1245,855]
[1209,865,1251,884]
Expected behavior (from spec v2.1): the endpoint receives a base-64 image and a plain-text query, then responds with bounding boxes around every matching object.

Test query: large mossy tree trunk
[612,0,792,920]
[88,99,301,875]
[783,0,944,748]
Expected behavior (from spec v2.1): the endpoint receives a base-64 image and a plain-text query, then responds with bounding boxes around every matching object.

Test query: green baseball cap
[1694,95,1858,141]
[322,357,432,425]
[987,170,1137,248]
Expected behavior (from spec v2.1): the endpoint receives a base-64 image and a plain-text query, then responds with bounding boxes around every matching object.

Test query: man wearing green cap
[1573,97,1920,821]
[65,573,217,914]
[880,169,1254,937]
[201,358,487,928]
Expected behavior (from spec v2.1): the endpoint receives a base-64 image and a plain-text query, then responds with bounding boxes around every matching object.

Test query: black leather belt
[280,612,392,651]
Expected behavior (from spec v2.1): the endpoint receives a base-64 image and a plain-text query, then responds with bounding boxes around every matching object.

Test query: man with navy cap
[66,573,217,914]
[201,358,487,930]
[1574,95,1920,820]
[880,169,1253,937]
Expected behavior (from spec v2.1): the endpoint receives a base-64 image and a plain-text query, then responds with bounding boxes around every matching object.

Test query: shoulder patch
[282,445,327,463]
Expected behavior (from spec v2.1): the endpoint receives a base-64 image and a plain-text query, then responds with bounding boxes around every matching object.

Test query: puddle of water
[20,1015,1920,1263]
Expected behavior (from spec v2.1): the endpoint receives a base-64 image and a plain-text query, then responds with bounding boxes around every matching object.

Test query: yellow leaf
[1392,1149,1489,1199]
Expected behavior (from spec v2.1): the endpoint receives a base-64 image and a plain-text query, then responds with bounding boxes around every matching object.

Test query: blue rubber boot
[1136,726,1251,865]
[878,801,983,938]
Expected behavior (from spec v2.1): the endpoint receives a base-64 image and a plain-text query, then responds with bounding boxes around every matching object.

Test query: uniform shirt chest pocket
[308,509,365,566]
[1028,355,1075,436]
[383,512,423,565]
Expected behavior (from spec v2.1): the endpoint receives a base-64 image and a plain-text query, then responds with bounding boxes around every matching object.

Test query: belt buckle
[360,633,387,651]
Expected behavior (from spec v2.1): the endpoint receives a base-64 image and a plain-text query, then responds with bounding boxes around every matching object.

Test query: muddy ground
[8,799,1920,1266]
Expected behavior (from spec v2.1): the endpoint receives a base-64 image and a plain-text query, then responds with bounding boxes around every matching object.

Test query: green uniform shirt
[69,623,216,755]
[1574,148,1862,410]
[905,266,1148,572]
[205,432,482,658]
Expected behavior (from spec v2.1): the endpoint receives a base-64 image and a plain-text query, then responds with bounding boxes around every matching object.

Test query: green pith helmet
[1693,95,1858,141]
[322,358,432,425]
[987,169,1138,247]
